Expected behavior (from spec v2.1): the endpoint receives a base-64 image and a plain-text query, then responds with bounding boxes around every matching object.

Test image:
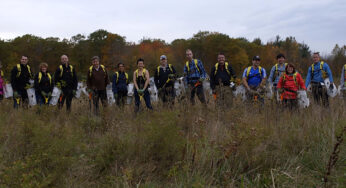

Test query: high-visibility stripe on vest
[89,65,106,77]
[0,70,3,77]
[38,72,52,85]
[16,64,32,78]
[185,59,200,73]
[115,71,129,84]
[273,63,287,81]
[157,64,173,76]
[59,65,74,78]
[135,68,147,81]
[246,66,262,79]
[282,72,298,86]
[311,61,327,79]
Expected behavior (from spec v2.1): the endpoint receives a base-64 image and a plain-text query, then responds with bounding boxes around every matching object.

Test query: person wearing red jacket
[277,63,306,109]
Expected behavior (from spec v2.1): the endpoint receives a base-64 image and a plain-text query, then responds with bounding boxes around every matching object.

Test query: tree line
[0,29,345,81]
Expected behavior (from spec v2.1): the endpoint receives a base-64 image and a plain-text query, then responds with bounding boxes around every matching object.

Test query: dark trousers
[13,89,28,109]
[92,90,107,115]
[311,83,329,107]
[189,83,206,105]
[36,92,51,106]
[158,86,175,105]
[282,99,298,110]
[116,90,128,107]
[58,89,74,111]
[134,89,153,112]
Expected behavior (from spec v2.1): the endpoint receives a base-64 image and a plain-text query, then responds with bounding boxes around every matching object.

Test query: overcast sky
[1,0,345,55]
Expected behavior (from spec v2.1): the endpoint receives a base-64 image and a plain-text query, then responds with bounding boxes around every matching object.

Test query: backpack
[59,65,74,78]
[157,64,173,76]
[16,64,32,78]
[246,66,262,79]
[273,63,287,81]
[135,69,147,81]
[115,71,129,84]
[311,61,327,79]
[282,72,298,86]
[185,59,200,73]
[89,65,106,77]
[38,72,52,85]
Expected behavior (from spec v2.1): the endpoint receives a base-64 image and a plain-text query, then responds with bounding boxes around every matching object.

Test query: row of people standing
[2,50,344,112]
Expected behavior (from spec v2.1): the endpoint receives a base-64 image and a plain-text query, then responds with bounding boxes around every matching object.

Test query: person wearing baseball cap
[242,55,267,103]
[154,55,177,106]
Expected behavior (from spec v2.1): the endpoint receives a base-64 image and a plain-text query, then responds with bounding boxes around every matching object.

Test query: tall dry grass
[0,95,345,187]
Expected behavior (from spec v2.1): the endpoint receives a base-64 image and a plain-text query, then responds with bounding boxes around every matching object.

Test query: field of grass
[0,96,345,187]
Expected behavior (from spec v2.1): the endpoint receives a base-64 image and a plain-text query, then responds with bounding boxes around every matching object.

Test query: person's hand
[87,88,93,94]
[138,89,144,95]
[13,91,20,98]
[114,93,118,99]
[41,91,47,97]
[212,90,216,94]
[48,92,52,97]
[72,90,77,96]
[61,80,66,87]
[56,82,61,89]
[198,78,204,82]
[25,84,31,89]
[168,74,175,79]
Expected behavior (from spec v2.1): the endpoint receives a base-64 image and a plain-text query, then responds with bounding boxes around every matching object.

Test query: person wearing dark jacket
[112,63,129,107]
[34,63,53,105]
[10,55,33,108]
[210,53,236,107]
[87,56,110,114]
[54,54,78,111]
[154,55,176,105]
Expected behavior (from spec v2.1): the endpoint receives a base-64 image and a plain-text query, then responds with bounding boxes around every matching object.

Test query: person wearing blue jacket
[242,56,267,103]
[268,54,287,101]
[183,49,207,105]
[305,52,334,107]
[112,63,129,107]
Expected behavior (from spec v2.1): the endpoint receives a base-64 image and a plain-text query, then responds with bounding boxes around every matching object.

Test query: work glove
[61,80,67,87]
[168,74,175,79]
[137,89,144,95]
[329,84,334,90]
[56,82,61,89]
[48,92,52,97]
[72,90,76,96]
[41,91,47,97]
[25,84,31,89]
[114,93,118,99]
[13,91,20,98]
[87,88,93,95]
[198,78,204,82]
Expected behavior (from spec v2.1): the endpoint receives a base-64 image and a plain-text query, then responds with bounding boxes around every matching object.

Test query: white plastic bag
[233,85,246,101]
[127,83,134,97]
[297,90,310,108]
[4,84,13,98]
[27,88,36,106]
[324,78,337,97]
[49,87,61,105]
[106,84,115,105]
[75,82,84,99]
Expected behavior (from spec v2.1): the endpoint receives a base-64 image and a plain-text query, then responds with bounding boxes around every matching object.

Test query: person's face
[61,55,68,65]
[41,66,47,73]
[20,56,28,64]
[137,61,144,69]
[160,58,167,66]
[119,64,125,72]
[253,59,260,67]
[278,57,285,64]
[312,54,320,63]
[218,55,225,65]
[92,59,99,68]
[287,66,294,74]
[186,51,193,60]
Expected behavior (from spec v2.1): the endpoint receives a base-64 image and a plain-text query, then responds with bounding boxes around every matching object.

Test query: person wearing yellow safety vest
[242,55,267,104]
[54,54,78,111]
[305,52,334,107]
[341,64,346,98]
[0,61,5,101]
[183,49,207,105]
[268,54,288,101]
[10,55,33,109]
[154,55,176,105]
[112,62,129,107]
[86,56,110,115]
[210,52,236,107]
[133,58,153,112]
[34,63,53,106]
